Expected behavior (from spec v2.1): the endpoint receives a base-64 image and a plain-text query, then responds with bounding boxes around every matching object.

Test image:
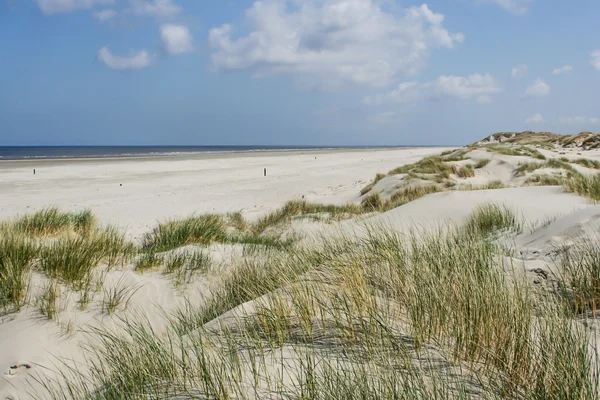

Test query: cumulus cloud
[522,78,550,98]
[592,50,600,71]
[97,46,153,70]
[35,0,114,14]
[552,65,573,75]
[511,64,528,79]
[477,0,533,14]
[363,73,501,105]
[129,0,181,18]
[209,1,464,88]
[525,113,544,124]
[160,24,194,54]
[559,116,600,125]
[93,8,117,21]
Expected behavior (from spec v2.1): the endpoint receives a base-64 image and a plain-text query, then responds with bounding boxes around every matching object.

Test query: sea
[0,146,416,161]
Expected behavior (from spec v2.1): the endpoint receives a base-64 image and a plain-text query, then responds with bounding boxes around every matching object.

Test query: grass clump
[563,172,600,200]
[485,144,546,160]
[226,212,248,232]
[389,156,456,176]
[360,173,386,196]
[464,203,521,237]
[163,250,211,285]
[142,214,226,252]
[571,158,600,170]
[101,276,141,315]
[0,230,38,310]
[252,200,362,234]
[525,174,563,186]
[455,164,475,178]
[514,159,575,177]
[7,207,95,236]
[485,180,507,189]
[39,227,134,289]
[37,280,62,320]
[475,159,491,169]
[135,252,164,272]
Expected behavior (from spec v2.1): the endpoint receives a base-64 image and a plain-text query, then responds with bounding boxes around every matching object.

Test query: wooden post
[33,169,36,175]
[264,168,267,177]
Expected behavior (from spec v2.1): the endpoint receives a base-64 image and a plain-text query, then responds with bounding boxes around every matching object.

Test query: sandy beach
[3,141,600,399]
[0,148,451,239]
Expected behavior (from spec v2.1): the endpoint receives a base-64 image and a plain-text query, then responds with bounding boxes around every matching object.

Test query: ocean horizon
[0,145,449,161]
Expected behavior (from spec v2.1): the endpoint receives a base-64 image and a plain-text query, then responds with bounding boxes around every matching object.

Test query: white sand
[2,146,600,398]
[0,148,452,240]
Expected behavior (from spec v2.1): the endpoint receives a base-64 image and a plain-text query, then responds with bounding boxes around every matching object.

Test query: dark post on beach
[264,168,267,177]
[33,169,36,175]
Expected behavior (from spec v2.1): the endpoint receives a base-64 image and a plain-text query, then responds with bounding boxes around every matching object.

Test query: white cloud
[363,73,501,105]
[93,8,117,21]
[160,24,194,54]
[522,78,550,98]
[209,1,464,88]
[511,64,528,79]
[97,46,153,70]
[35,0,114,14]
[552,65,573,75]
[559,116,600,125]
[129,0,181,18]
[592,50,600,71]
[477,0,533,14]
[525,113,544,124]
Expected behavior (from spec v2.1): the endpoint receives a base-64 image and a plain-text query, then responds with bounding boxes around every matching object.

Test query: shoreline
[0,146,454,166]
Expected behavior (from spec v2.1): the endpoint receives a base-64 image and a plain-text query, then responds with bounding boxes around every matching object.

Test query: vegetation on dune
[485,144,546,160]
[40,205,600,399]
[360,173,386,196]
[0,230,38,310]
[455,164,475,178]
[475,158,491,169]
[570,158,600,170]
[562,172,600,201]
[525,174,564,186]
[141,214,227,252]
[388,155,457,176]
[40,227,135,289]
[514,159,575,177]
[5,207,96,236]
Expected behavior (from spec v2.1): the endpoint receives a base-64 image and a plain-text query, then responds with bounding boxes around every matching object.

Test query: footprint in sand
[4,364,31,377]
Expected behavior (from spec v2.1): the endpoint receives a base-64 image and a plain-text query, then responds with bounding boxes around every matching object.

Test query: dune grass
[39,227,135,289]
[40,205,599,399]
[570,158,600,170]
[0,229,38,311]
[475,158,491,169]
[455,164,475,178]
[485,144,546,160]
[251,200,363,234]
[525,174,564,186]
[142,214,227,252]
[163,249,212,285]
[514,159,575,177]
[360,173,386,196]
[563,172,600,201]
[464,203,521,237]
[101,276,141,315]
[560,239,600,314]
[6,207,95,236]
[389,156,457,176]
[37,280,62,320]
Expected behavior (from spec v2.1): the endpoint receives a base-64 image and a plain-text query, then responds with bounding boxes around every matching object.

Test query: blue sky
[0,0,599,146]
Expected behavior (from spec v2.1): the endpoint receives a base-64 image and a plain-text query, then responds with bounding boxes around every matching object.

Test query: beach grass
[39,227,135,289]
[0,229,38,310]
[6,207,96,236]
[563,172,600,200]
[39,207,599,399]
[142,214,227,252]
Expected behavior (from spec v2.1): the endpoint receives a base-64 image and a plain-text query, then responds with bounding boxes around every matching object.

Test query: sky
[0,0,599,146]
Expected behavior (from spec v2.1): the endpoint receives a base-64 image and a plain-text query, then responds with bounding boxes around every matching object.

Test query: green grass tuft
[7,207,96,236]
[142,215,226,252]
[464,203,521,237]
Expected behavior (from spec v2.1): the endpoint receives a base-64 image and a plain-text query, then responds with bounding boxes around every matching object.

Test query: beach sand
[0,148,452,240]
[3,145,600,398]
